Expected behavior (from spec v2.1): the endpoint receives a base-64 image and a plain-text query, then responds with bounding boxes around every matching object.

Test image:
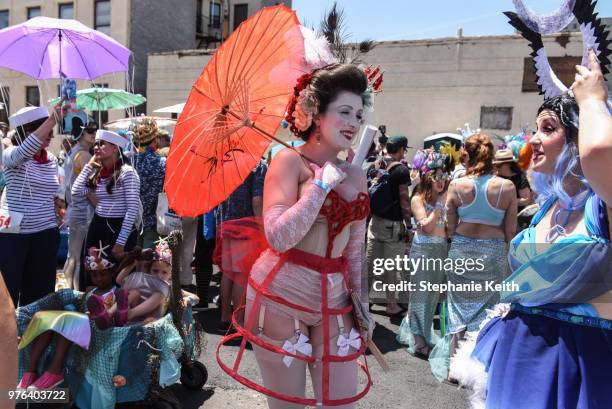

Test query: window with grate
[26,86,40,107]
[210,2,221,29]
[59,3,74,19]
[92,83,109,125]
[480,106,513,130]
[233,4,248,31]
[95,0,111,36]
[27,7,41,20]
[0,10,9,29]
[522,56,582,93]
[0,87,10,123]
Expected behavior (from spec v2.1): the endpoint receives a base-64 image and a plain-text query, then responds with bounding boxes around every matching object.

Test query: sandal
[87,294,112,329]
[114,288,129,327]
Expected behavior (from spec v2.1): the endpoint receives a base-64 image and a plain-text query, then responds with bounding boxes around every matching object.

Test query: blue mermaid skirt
[472,308,612,409]
[397,234,448,354]
[447,234,506,334]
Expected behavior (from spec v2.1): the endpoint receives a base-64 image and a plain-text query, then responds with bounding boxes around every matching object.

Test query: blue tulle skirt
[472,308,612,409]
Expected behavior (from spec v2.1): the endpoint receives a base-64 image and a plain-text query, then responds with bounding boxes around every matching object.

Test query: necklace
[544,191,589,243]
[426,200,447,227]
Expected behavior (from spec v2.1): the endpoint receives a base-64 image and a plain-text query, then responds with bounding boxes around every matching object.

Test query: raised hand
[571,49,609,105]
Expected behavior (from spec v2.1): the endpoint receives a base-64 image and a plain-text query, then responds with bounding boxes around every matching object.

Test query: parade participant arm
[181,289,200,307]
[263,150,346,253]
[391,164,413,229]
[115,262,135,287]
[71,161,97,199]
[73,151,92,177]
[3,132,44,168]
[113,169,141,258]
[3,102,64,169]
[126,292,165,322]
[503,182,518,242]
[252,162,266,217]
[341,167,374,336]
[412,195,440,235]
[252,196,263,217]
[517,186,533,208]
[0,273,17,409]
[445,181,460,237]
[572,49,612,205]
[399,184,412,228]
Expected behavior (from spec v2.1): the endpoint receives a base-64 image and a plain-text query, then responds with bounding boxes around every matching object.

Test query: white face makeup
[531,110,567,174]
[317,91,364,151]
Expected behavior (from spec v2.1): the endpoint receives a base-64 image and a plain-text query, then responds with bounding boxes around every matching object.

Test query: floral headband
[283,65,384,137]
[154,238,172,266]
[412,149,448,177]
[85,242,115,271]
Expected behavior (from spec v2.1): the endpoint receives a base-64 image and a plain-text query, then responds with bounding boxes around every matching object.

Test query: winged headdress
[505,0,611,104]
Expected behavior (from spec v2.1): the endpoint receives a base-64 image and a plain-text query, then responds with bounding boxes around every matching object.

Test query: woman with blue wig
[466,49,612,408]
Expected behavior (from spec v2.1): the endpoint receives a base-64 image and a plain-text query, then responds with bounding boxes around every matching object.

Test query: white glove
[310,162,347,192]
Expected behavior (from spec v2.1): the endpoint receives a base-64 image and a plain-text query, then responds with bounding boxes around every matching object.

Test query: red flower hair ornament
[283,65,384,138]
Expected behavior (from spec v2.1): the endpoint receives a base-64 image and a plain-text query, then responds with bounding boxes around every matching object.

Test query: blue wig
[531,94,591,207]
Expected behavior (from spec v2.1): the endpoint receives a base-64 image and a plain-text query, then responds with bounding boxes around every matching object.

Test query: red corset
[319,190,370,257]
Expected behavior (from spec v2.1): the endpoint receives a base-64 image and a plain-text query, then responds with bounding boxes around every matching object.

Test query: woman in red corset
[217,64,375,408]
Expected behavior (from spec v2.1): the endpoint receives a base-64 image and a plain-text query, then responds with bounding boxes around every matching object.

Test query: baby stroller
[16,231,207,409]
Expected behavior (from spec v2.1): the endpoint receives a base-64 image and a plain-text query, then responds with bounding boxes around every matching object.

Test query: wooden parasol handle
[226,109,319,164]
[367,339,390,372]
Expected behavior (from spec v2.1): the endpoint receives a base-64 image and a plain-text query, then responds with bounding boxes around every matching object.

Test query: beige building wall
[365,33,585,146]
[147,32,592,149]
[226,0,292,34]
[0,0,131,125]
[147,49,213,114]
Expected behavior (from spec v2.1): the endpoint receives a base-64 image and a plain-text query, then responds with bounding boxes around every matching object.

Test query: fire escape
[196,1,223,49]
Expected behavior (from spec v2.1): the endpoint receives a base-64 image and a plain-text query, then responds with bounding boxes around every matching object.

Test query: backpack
[368,161,403,216]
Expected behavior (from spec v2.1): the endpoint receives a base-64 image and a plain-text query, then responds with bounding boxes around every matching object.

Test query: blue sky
[293,0,612,41]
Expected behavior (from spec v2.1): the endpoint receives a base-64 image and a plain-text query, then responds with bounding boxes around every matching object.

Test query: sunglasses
[431,173,450,182]
[93,140,108,148]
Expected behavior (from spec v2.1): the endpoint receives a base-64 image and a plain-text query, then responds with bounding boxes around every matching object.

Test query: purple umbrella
[0,16,130,80]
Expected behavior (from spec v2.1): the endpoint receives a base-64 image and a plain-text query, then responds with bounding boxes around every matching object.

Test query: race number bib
[0,208,23,234]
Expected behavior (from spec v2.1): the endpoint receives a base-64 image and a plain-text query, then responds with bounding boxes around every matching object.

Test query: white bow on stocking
[282,333,312,367]
[336,328,361,356]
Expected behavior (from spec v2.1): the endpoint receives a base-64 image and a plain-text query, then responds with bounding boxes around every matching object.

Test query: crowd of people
[0,3,610,409]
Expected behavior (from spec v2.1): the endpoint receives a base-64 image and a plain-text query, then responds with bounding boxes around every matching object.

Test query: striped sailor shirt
[72,163,141,246]
[1,134,60,233]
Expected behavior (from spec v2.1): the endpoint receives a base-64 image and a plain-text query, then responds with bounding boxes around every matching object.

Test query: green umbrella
[50,87,146,111]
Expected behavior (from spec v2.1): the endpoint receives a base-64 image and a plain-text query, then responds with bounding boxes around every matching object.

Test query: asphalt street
[173,286,471,409]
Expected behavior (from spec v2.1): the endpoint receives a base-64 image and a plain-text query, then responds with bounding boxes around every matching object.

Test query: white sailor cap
[8,106,49,129]
[95,129,129,149]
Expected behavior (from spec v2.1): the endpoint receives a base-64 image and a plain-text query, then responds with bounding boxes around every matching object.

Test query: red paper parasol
[165,5,306,216]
